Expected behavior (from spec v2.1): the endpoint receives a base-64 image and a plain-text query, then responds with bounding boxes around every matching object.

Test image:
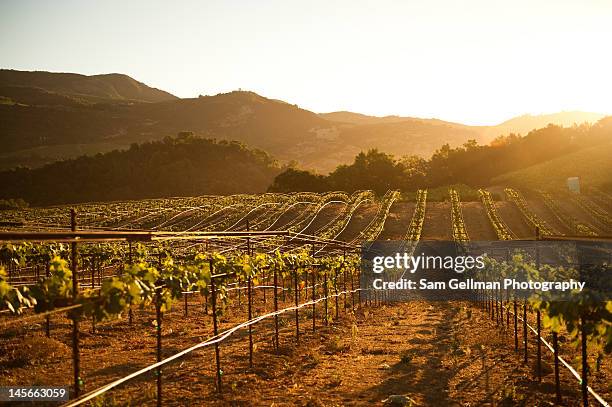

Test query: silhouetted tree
[268,168,329,192]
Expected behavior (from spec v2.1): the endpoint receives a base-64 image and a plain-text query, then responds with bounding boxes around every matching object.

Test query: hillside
[320,111,479,128]
[320,111,428,125]
[0,69,607,173]
[0,80,487,172]
[493,140,612,191]
[0,69,177,103]
[484,111,606,139]
[270,118,612,194]
[0,134,281,205]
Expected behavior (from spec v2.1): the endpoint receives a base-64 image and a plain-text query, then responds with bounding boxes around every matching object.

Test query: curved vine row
[479,189,514,240]
[505,188,556,236]
[540,191,597,236]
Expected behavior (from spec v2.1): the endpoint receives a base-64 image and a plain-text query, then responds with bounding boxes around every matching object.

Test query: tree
[328,149,404,194]
[268,168,329,192]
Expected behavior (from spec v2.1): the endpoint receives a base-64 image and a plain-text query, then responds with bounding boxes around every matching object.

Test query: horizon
[1,66,608,127]
[2,0,612,125]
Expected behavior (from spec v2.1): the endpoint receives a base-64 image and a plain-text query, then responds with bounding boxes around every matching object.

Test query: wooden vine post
[553,331,561,403]
[311,267,317,331]
[324,270,329,326]
[535,238,542,381]
[523,300,528,364]
[90,257,95,289]
[343,269,347,312]
[45,261,51,337]
[536,310,542,381]
[128,241,134,326]
[334,269,339,320]
[246,219,253,368]
[499,288,503,328]
[578,247,588,407]
[210,260,222,393]
[350,269,356,311]
[262,269,267,306]
[506,289,510,327]
[513,299,518,351]
[247,273,253,368]
[97,260,102,286]
[273,265,279,353]
[70,209,82,398]
[155,286,163,407]
[581,316,588,407]
[312,244,316,332]
[184,290,188,317]
[91,256,96,334]
[294,268,300,343]
[495,289,499,326]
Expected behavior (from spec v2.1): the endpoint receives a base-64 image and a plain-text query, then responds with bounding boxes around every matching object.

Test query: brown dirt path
[555,197,608,235]
[3,293,605,406]
[153,301,589,406]
[421,202,452,240]
[378,201,415,240]
[525,198,569,236]
[496,201,534,238]
[461,202,497,240]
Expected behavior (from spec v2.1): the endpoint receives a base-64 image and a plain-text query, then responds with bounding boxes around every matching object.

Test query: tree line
[268,118,612,194]
[1,118,610,207]
[0,133,281,206]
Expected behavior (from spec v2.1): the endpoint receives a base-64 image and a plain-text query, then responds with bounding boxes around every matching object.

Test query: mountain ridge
[0,69,607,173]
[0,69,177,103]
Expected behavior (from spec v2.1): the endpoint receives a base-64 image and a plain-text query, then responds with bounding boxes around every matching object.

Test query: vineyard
[0,188,611,406]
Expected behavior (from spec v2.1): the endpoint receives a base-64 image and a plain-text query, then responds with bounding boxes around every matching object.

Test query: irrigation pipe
[507,308,610,407]
[62,287,364,407]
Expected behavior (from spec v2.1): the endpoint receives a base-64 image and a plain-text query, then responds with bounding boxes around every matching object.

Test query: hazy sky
[1,0,611,124]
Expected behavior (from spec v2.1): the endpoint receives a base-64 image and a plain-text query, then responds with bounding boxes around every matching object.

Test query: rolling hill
[0,69,607,173]
[0,134,280,205]
[484,111,607,139]
[0,69,177,103]
[493,140,612,190]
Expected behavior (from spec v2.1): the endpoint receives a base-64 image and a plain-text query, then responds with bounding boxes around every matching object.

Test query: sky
[1,0,611,125]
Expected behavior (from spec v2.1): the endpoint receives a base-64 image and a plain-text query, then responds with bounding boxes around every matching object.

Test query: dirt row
[0,283,357,403]
[2,291,608,406]
[378,202,415,240]
[330,192,606,243]
[157,300,595,406]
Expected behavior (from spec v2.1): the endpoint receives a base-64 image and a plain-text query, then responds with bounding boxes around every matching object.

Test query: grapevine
[505,188,556,236]
[350,190,400,243]
[571,194,612,233]
[540,191,597,236]
[450,188,469,244]
[404,189,427,241]
[478,189,514,240]
[0,244,359,321]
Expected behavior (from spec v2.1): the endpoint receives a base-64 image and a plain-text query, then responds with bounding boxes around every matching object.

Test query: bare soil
[421,202,452,240]
[13,299,603,406]
[301,203,347,235]
[553,196,607,235]
[495,201,534,239]
[525,198,572,236]
[461,202,497,241]
[336,203,380,242]
[378,201,415,240]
